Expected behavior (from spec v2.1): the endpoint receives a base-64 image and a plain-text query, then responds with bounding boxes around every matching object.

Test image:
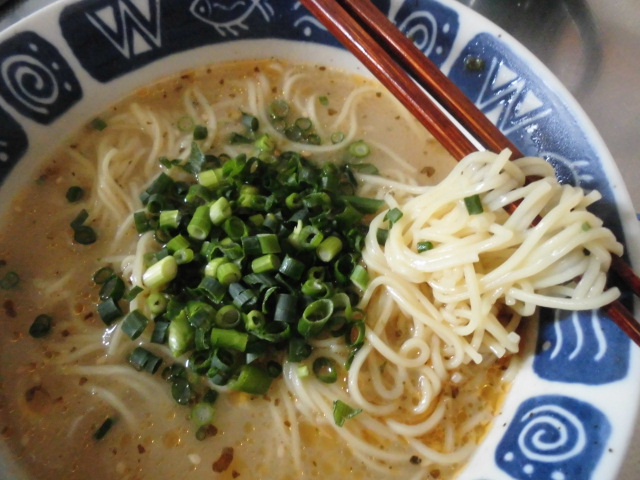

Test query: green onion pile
[95,109,382,417]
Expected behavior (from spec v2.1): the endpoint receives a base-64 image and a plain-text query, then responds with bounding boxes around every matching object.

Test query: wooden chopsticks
[300,0,640,346]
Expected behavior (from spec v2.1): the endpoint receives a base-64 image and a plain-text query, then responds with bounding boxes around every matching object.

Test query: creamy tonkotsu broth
[0,59,518,480]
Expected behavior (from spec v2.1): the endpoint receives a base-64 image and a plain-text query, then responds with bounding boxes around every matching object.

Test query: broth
[0,59,512,480]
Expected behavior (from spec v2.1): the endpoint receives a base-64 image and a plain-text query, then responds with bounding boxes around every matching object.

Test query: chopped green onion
[288,337,312,362]
[384,208,403,227]
[333,400,362,426]
[417,241,434,253]
[166,234,190,253]
[340,195,384,214]
[0,271,20,290]
[331,132,345,144]
[294,117,312,131]
[193,125,208,140]
[348,140,370,158]
[65,186,84,202]
[313,356,339,383]
[167,312,194,357]
[210,328,248,352]
[90,117,107,131]
[274,294,298,323]
[173,248,194,265]
[70,209,97,245]
[376,228,389,245]
[97,298,122,326]
[268,99,289,119]
[29,314,52,338]
[171,377,192,405]
[198,168,224,189]
[350,264,369,291]
[133,210,152,234]
[346,321,366,348]
[93,417,115,440]
[177,115,195,132]
[319,95,329,106]
[121,309,149,340]
[216,262,242,286]
[92,266,114,285]
[215,305,242,329]
[73,225,97,245]
[143,256,178,290]
[241,112,259,132]
[229,365,272,395]
[124,285,144,302]
[298,299,333,338]
[150,320,170,344]
[99,275,125,301]
[190,402,215,427]
[285,125,303,142]
[128,347,163,374]
[159,209,181,230]
[254,133,275,152]
[297,364,310,378]
[251,254,280,273]
[187,205,213,240]
[317,236,343,262]
[222,216,247,240]
[289,223,324,250]
[278,255,306,280]
[464,194,484,215]
[209,197,232,225]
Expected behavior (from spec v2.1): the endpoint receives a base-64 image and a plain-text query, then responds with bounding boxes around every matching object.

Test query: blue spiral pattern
[496,396,610,480]
[0,32,81,124]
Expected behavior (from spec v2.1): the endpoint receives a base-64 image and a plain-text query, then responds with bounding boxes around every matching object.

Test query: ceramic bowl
[0,1,638,479]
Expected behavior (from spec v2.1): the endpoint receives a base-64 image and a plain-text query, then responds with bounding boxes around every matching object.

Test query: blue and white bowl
[0,1,638,479]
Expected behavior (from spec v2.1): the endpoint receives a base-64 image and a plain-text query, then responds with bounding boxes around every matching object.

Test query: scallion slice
[65,185,84,203]
[0,271,20,290]
[29,314,52,338]
[348,140,370,158]
[229,364,272,395]
[121,309,149,340]
[464,194,484,215]
[313,356,339,383]
[333,399,362,426]
[93,417,115,440]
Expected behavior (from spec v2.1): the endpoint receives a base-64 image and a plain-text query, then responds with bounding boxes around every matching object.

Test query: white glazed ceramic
[0,1,638,479]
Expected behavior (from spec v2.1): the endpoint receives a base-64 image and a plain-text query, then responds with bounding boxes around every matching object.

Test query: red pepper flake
[3,299,16,318]
[137,444,146,454]
[232,471,240,478]
[212,447,234,473]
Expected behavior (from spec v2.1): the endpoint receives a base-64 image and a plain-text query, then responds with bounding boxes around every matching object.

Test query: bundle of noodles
[285,149,623,473]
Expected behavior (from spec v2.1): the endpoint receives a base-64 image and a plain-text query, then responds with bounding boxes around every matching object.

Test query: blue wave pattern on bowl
[0,1,629,479]
[495,395,611,480]
[535,308,630,383]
